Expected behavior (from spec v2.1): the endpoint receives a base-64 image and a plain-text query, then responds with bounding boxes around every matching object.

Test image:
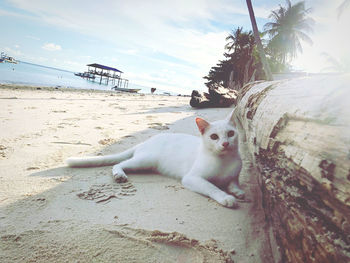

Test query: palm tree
[225,27,252,54]
[246,0,273,80]
[204,27,265,90]
[225,28,262,88]
[264,0,314,64]
[321,52,349,73]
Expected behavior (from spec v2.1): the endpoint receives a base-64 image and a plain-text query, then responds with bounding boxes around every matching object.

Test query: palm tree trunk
[246,0,273,81]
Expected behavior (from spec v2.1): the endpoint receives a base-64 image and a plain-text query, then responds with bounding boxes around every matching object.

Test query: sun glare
[292,0,350,73]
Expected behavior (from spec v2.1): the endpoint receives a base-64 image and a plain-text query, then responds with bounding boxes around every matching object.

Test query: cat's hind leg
[112,155,153,183]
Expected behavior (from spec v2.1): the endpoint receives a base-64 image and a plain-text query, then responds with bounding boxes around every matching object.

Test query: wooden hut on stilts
[86,63,129,88]
[75,63,140,93]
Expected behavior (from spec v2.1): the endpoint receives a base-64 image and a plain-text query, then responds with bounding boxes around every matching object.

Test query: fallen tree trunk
[233,74,350,262]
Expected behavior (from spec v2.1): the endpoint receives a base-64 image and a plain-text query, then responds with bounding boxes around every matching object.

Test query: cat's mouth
[219,147,231,155]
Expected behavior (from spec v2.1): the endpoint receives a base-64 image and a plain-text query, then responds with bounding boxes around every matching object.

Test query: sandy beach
[0,85,272,263]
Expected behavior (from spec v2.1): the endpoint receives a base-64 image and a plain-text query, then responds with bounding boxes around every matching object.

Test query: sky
[0,0,349,94]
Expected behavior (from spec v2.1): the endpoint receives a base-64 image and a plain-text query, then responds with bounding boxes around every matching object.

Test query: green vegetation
[264,0,313,64]
[204,0,313,90]
[203,27,264,90]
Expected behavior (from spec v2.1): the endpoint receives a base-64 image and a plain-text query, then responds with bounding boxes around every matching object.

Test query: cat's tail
[66,147,135,168]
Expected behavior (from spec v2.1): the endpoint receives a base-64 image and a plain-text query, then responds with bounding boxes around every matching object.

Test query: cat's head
[195,110,239,155]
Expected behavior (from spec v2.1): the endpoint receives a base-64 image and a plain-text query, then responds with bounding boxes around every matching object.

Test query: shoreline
[0,83,190,97]
[0,59,188,96]
[0,86,272,262]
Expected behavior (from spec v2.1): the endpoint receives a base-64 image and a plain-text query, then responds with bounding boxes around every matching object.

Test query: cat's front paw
[112,171,128,183]
[228,184,245,199]
[216,194,238,208]
[231,188,245,199]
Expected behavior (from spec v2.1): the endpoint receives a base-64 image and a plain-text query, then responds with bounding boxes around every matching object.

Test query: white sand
[0,85,272,263]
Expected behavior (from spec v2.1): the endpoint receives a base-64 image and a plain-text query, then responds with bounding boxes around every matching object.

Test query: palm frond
[338,0,350,19]
[263,0,313,63]
[321,52,345,72]
[295,30,313,45]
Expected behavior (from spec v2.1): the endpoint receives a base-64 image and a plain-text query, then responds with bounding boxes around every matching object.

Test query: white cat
[66,111,245,208]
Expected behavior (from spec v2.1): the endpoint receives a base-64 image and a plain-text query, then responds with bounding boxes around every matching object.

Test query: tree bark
[246,0,273,81]
[234,74,350,262]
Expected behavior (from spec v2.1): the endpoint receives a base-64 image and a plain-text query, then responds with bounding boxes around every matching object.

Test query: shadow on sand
[0,106,273,263]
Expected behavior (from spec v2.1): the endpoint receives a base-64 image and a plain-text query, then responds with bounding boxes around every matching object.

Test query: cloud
[26,35,40,41]
[42,43,62,51]
[4,0,281,91]
[63,60,81,68]
[8,0,227,64]
[123,49,138,55]
[0,8,33,19]
[4,47,22,56]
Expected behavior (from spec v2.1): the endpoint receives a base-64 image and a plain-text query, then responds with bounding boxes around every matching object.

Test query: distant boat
[0,52,18,64]
[74,72,95,79]
[5,57,18,64]
[111,86,141,93]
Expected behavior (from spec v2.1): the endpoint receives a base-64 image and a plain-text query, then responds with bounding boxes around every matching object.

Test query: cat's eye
[228,130,235,137]
[210,134,219,140]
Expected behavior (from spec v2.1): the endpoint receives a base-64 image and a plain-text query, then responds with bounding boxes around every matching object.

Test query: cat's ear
[227,109,236,125]
[196,118,210,135]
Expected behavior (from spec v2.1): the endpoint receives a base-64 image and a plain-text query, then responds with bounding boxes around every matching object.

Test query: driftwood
[190,83,238,108]
[233,74,350,262]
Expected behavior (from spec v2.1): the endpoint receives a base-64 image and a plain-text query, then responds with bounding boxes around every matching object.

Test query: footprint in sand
[98,138,115,145]
[77,182,136,203]
[122,135,135,139]
[117,107,128,111]
[0,145,7,158]
[26,167,40,171]
[58,122,74,127]
[148,122,169,130]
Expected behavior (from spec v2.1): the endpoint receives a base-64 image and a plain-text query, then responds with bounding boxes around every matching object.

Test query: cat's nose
[222,142,229,148]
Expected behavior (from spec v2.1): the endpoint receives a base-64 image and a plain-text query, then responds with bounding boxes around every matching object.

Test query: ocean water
[0,61,167,94]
